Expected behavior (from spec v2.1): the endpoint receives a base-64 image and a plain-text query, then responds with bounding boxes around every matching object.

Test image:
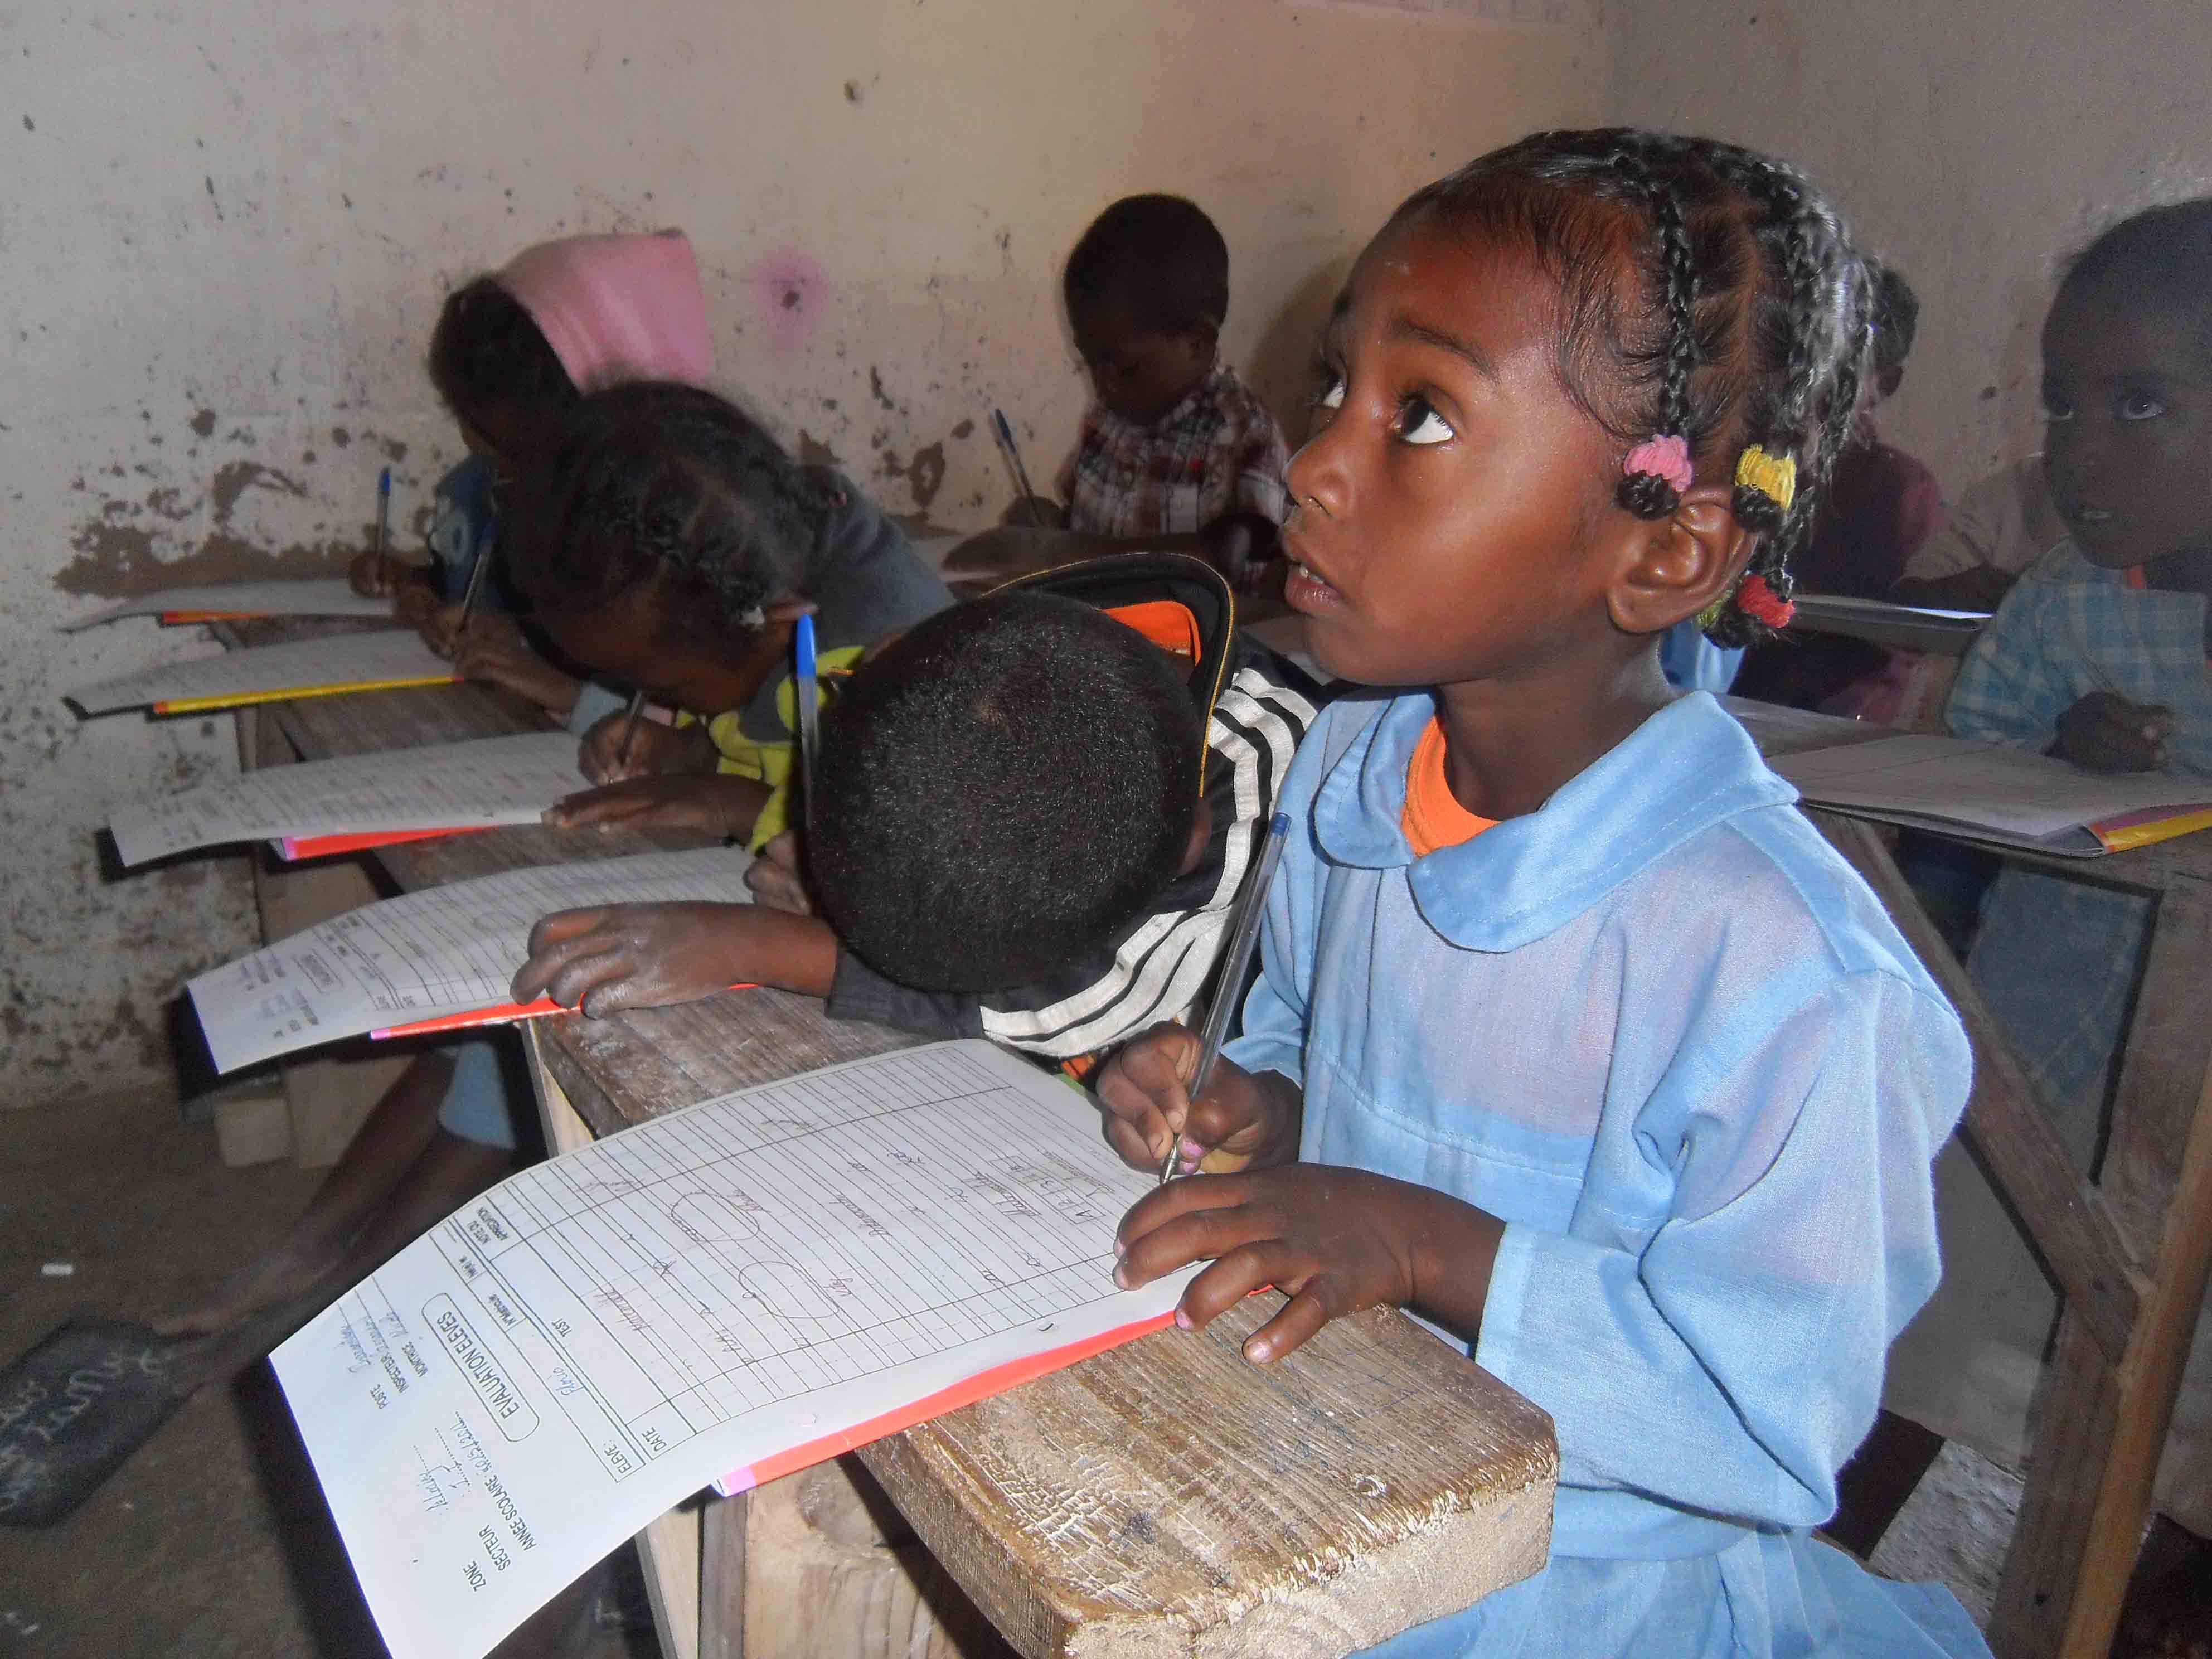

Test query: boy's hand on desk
[577,707,705,784]
[2051,691,2174,773]
[1113,1167,1502,1365]
[743,831,813,914]
[1095,1024,1300,1176]
[544,773,768,838]
[350,550,439,614]
[453,630,582,717]
[513,900,836,1013]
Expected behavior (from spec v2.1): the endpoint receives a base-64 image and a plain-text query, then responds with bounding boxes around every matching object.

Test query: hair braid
[1609,147,1701,518]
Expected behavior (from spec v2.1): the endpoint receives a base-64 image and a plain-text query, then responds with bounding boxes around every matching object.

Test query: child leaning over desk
[1099,130,1987,1657]
[511,554,1320,1075]
[1883,198,2212,1548]
[352,227,717,726]
[1011,195,1291,593]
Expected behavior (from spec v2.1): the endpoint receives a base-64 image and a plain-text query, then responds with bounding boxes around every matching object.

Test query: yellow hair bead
[1734,445,1797,513]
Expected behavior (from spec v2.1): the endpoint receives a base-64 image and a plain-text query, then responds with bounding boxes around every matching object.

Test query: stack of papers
[61,577,396,630]
[110,731,585,866]
[1771,733,2212,856]
[186,847,753,1069]
[271,1039,1196,1659]
[65,630,459,716]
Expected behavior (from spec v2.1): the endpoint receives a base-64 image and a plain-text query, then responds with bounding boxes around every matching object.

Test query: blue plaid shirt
[1947,544,2212,1111]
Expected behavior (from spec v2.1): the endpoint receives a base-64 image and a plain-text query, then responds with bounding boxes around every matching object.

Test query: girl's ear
[1605,484,1751,636]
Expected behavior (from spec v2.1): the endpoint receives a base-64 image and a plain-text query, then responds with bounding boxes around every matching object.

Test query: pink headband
[497,229,714,394]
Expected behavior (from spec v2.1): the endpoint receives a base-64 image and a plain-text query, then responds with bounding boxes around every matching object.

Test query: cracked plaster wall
[1,0,1605,1107]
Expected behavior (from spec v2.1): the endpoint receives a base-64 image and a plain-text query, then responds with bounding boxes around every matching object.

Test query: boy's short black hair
[1063,195,1231,340]
[426,276,579,431]
[809,591,1204,994]
[2061,198,2212,363]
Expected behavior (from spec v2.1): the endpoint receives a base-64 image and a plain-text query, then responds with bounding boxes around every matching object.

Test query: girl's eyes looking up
[1396,396,1454,445]
[1306,371,1455,445]
[2119,394,2167,422]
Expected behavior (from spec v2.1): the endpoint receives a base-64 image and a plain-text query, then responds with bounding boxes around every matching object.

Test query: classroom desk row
[222,619,2212,1659]
[225,620,1560,1659]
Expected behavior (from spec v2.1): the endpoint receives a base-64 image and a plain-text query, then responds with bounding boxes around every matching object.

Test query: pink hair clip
[1623,435,1694,495]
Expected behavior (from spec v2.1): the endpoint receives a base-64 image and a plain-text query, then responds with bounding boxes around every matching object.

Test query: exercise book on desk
[269,1038,1197,1659]
[64,629,459,717]
[109,730,585,866]
[185,846,753,1071]
[60,576,395,630]
[1770,731,2212,856]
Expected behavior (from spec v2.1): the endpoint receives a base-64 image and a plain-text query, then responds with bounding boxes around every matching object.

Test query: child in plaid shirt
[1884,198,2212,1553]
[1035,195,1290,591]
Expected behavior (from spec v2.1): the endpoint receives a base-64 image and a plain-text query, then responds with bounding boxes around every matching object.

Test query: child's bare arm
[543,773,770,838]
[1113,1167,1505,1365]
[511,901,837,1016]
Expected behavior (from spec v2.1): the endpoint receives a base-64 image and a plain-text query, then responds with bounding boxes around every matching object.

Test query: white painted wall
[1,0,1605,1107]
[1607,0,2212,493]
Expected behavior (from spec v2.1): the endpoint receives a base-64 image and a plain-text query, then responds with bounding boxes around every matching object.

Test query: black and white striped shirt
[824,641,1322,1061]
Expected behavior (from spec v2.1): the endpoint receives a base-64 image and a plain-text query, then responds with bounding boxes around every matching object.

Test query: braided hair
[504,382,838,651]
[1393,129,1876,647]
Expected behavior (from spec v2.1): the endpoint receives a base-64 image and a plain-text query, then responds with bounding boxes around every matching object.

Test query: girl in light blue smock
[1099,131,1989,1658]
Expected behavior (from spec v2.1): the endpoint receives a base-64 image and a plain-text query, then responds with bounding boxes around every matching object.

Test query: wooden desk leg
[521,1024,704,1659]
[1989,875,2212,1659]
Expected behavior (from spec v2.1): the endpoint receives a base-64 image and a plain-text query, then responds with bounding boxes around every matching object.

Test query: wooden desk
[1726,696,2212,1659]
[225,639,1559,1659]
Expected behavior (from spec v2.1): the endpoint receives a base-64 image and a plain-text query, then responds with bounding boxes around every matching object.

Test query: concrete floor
[0,1088,651,1659]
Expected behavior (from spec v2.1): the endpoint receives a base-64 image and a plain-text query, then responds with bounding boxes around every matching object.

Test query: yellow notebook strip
[153,673,462,715]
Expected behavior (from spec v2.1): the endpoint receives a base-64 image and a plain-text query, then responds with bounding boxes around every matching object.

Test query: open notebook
[269,1039,1196,1659]
[61,577,396,630]
[109,730,585,866]
[1770,732,2212,857]
[65,630,459,716]
[185,847,754,1071]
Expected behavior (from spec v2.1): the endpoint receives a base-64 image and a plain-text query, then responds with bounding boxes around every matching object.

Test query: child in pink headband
[352,229,715,715]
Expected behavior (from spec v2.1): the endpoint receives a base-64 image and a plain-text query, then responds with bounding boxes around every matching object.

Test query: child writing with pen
[351,228,716,726]
[1098,131,1987,1658]
[511,552,1320,1074]
[159,378,950,1349]
[1882,198,2212,1571]
[1002,196,1291,593]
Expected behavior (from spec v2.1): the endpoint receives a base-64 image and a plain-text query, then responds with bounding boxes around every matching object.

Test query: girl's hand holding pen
[1095,1023,1301,1178]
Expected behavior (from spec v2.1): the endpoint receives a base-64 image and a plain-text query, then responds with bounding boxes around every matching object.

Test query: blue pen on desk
[991,408,1046,527]
[793,613,820,824]
[1160,810,1292,1186]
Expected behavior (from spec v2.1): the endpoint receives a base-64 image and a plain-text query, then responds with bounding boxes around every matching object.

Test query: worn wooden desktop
[224,632,1560,1659]
[226,620,2210,1657]
[1728,696,2212,1659]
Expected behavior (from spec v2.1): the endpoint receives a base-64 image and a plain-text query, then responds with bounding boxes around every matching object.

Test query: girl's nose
[1286,423,1350,522]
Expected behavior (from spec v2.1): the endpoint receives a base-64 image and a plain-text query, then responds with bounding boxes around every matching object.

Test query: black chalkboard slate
[0,1318,192,1527]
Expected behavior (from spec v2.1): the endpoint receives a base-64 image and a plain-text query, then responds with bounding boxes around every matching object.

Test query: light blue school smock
[1225,690,1987,1658]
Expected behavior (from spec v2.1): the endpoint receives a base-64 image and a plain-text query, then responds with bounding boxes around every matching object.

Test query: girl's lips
[1283,557,1341,613]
